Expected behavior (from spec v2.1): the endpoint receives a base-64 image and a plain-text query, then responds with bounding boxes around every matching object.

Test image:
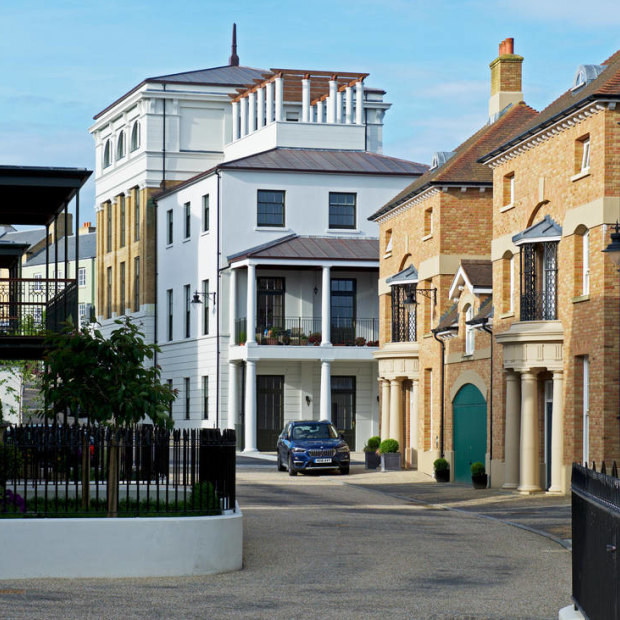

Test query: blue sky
[1,0,619,226]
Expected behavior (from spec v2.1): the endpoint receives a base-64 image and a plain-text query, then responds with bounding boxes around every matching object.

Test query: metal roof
[25,232,97,266]
[0,166,91,226]
[512,215,562,246]
[149,64,266,86]
[386,264,419,285]
[221,148,428,176]
[228,235,379,263]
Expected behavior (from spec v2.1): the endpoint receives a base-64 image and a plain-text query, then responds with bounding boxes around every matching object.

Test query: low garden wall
[0,505,243,579]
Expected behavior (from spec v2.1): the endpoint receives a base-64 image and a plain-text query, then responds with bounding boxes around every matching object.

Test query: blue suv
[276,420,350,476]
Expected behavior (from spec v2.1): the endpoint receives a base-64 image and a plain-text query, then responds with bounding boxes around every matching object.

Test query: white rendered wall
[0,510,243,579]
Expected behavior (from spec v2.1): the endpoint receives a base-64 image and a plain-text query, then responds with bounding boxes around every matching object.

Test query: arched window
[103,139,111,169]
[130,121,140,152]
[465,305,474,355]
[502,251,514,314]
[116,131,126,160]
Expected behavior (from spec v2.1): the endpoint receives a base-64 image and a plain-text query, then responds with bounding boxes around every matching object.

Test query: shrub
[188,481,220,514]
[364,436,381,452]
[470,461,485,476]
[433,458,449,472]
[0,443,24,484]
[379,439,399,454]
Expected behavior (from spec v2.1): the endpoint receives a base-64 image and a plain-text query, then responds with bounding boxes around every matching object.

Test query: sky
[1,0,619,227]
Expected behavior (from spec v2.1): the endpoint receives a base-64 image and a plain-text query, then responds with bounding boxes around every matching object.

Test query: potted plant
[308,332,321,346]
[363,436,381,469]
[433,458,450,482]
[379,439,401,471]
[355,336,366,346]
[470,462,488,489]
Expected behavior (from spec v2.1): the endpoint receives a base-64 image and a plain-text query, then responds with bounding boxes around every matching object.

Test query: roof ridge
[150,64,265,80]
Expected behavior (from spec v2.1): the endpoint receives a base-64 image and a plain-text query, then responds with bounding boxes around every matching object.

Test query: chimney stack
[79,221,96,235]
[489,37,523,118]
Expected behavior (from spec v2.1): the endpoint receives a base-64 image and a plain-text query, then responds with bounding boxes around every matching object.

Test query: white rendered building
[155,68,427,450]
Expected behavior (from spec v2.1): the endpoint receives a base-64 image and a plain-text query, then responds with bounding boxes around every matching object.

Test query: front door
[331,376,356,449]
[256,375,284,451]
[453,384,487,483]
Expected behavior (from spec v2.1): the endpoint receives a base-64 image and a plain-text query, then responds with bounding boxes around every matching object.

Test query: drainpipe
[432,330,446,458]
[215,169,221,430]
[481,321,494,482]
[162,85,166,191]
[153,193,158,369]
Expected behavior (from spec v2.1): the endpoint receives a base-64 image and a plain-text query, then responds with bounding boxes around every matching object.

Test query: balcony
[519,290,556,321]
[234,317,379,347]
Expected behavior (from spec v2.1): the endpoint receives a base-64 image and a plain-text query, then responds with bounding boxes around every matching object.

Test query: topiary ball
[379,438,399,454]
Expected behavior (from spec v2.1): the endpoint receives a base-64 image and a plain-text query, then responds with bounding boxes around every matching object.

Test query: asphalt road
[1,458,571,620]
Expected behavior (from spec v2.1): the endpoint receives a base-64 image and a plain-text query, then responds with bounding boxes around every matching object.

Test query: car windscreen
[292,424,338,440]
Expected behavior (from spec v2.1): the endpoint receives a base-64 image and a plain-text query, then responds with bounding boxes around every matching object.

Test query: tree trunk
[107,434,119,517]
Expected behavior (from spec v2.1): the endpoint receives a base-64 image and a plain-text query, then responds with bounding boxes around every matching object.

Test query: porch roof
[228,235,379,265]
[512,215,562,246]
[386,264,418,285]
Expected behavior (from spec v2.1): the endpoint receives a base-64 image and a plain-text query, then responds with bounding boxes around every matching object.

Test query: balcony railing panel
[519,290,557,321]
[0,278,77,336]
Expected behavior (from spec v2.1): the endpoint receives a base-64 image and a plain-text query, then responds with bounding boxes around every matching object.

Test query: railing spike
[612,461,618,478]
[601,461,607,475]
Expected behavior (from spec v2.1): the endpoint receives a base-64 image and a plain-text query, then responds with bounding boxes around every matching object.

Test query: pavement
[241,450,572,549]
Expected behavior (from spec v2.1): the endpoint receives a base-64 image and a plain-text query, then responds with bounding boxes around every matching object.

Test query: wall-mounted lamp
[402,286,437,309]
[305,395,312,406]
[191,290,217,307]
[603,222,620,270]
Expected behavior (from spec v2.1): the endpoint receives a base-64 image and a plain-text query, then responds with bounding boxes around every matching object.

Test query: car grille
[308,449,335,457]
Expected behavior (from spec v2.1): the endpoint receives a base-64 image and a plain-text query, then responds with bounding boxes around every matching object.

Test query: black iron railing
[519,290,557,321]
[0,424,236,517]
[0,278,76,335]
[571,462,620,620]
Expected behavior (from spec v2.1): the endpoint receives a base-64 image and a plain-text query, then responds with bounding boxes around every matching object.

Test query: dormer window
[103,139,111,169]
[430,151,455,170]
[572,64,605,91]
[116,131,126,160]
[130,121,140,151]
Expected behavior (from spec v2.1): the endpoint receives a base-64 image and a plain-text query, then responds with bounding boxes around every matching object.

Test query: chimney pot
[505,38,514,54]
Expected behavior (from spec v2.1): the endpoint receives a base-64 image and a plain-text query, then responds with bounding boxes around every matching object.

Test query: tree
[40,318,177,515]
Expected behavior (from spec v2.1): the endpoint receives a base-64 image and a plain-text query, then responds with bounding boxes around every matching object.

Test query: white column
[345,85,353,124]
[231,101,240,140]
[257,87,265,129]
[244,360,257,452]
[321,265,331,345]
[518,370,541,493]
[336,89,343,123]
[228,362,238,430]
[275,75,283,122]
[320,361,331,421]
[248,91,256,133]
[316,100,324,124]
[301,77,310,123]
[229,268,237,347]
[240,97,248,137]
[266,81,274,124]
[380,379,390,440]
[503,371,521,489]
[389,379,403,449]
[548,371,564,494]
[246,264,256,344]
[327,78,337,123]
[355,80,364,125]
[410,378,419,461]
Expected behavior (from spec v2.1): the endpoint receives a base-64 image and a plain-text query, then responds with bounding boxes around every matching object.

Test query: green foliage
[0,443,24,484]
[188,481,219,513]
[433,458,450,472]
[470,461,485,476]
[378,438,399,454]
[364,436,381,452]
[40,317,176,429]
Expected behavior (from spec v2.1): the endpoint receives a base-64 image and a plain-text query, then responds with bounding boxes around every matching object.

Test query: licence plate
[315,458,332,464]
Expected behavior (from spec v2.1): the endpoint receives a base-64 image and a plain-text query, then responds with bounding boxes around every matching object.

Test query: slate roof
[512,215,562,245]
[386,264,419,284]
[0,227,46,248]
[25,233,97,266]
[461,259,493,289]
[468,296,494,325]
[433,302,459,333]
[228,235,379,263]
[368,102,538,221]
[480,48,620,162]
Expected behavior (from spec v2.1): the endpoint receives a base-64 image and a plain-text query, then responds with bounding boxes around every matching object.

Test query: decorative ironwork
[391,284,416,342]
[519,242,558,321]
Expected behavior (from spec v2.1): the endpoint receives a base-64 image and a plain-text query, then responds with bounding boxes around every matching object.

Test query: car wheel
[288,454,298,476]
[277,453,286,472]
[340,465,350,475]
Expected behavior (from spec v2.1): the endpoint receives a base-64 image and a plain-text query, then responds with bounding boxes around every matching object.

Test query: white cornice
[486,101,608,168]
[374,187,440,224]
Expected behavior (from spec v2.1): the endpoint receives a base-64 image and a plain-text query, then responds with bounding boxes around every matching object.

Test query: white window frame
[116,131,126,160]
[384,230,393,257]
[583,356,590,464]
[509,255,515,314]
[465,305,475,355]
[581,139,590,171]
[582,230,590,295]
[78,267,86,287]
[130,121,140,152]
[33,273,42,292]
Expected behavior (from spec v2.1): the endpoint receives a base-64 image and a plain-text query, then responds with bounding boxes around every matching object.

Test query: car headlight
[336,445,350,453]
[292,447,306,453]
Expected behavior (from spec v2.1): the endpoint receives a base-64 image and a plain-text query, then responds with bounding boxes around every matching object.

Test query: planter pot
[472,473,488,489]
[365,451,381,470]
[380,452,401,471]
[435,468,450,483]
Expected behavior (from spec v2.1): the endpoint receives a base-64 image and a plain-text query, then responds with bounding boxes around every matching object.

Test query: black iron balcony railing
[233,316,379,346]
[519,289,557,321]
[0,278,77,336]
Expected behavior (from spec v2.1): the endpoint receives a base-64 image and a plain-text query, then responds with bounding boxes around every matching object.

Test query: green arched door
[453,384,487,483]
